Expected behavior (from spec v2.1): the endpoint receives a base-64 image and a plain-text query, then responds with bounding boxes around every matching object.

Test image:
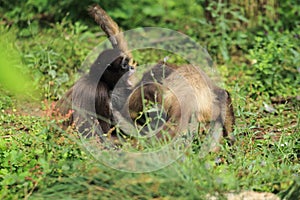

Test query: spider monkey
[56,49,134,137]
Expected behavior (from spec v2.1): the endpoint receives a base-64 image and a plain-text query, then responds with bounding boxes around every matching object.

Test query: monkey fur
[55,49,134,137]
[87,4,134,65]
[126,62,235,151]
[56,4,135,138]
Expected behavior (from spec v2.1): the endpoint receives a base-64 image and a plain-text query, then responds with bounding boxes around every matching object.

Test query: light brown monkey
[126,62,235,151]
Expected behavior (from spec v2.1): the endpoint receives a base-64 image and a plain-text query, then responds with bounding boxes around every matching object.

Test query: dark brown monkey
[56,49,134,137]
[56,5,135,137]
[126,62,235,151]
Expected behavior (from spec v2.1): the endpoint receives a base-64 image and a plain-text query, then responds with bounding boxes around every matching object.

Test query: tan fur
[128,63,235,149]
[87,4,133,64]
[163,65,215,122]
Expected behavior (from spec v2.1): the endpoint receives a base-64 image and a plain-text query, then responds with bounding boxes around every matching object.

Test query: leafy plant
[0,114,86,199]
[247,31,300,99]
[19,19,96,99]
[193,1,249,63]
[0,89,13,110]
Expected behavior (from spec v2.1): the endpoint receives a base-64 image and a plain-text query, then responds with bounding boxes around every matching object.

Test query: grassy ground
[1,91,299,199]
[0,2,300,199]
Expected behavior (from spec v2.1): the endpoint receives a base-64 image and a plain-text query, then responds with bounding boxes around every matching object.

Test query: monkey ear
[129,59,137,68]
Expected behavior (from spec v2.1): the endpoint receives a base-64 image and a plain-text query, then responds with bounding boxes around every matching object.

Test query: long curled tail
[88,4,133,61]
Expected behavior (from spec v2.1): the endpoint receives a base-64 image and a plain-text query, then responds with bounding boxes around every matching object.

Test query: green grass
[0,67,299,199]
[0,99,298,199]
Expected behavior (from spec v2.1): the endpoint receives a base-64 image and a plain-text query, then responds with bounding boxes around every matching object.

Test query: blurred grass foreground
[0,29,34,96]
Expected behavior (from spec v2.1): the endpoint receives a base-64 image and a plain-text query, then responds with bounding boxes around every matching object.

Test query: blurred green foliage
[0,28,35,96]
[20,19,93,99]
[1,0,299,100]
[0,0,300,99]
[1,0,299,30]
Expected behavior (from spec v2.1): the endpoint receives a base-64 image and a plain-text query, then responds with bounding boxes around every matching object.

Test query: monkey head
[89,49,135,89]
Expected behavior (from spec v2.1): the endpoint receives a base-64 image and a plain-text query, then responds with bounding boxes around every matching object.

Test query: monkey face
[89,49,135,89]
[106,55,135,88]
[107,55,135,75]
[90,49,134,75]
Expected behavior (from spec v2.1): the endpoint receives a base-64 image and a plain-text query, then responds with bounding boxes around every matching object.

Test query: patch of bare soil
[4,98,47,117]
[208,191,279,200]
